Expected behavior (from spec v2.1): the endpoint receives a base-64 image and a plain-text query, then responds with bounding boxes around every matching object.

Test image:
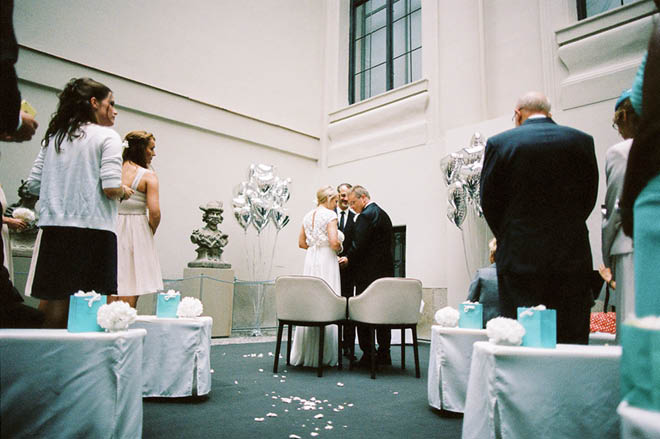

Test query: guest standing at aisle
[26,77,133,328]
[340,185,394,366]
[109,130,163,308]
[336,182,356,359]
[620,0,660,317]
[602,90,639,339]
[290,186,343,368]
[480,91,598,344]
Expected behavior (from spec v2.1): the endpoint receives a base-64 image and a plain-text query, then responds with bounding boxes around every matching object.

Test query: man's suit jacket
[346,202,394,292]
[480,117,598,275]
[602,139,633,265]
[0,0,21,134]
[337,207,355,297]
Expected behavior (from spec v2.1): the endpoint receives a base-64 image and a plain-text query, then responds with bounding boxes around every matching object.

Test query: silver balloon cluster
[232,164,291,234]
[440,133,486,229]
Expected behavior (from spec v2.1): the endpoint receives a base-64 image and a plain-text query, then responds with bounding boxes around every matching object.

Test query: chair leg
[274,321,284,373]
[370,326,376,379]
[286,324,293,366]
[318,325,325,377]
[412,326,420,378]
[337,323,343,370]
[401,327,406,370]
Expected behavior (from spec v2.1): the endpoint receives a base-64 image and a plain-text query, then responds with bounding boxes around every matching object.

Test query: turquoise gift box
[67,293,107,332]
[459,302,483,329]
[156,292,180,318]
[517,307,556,348]
[621,322,660,412]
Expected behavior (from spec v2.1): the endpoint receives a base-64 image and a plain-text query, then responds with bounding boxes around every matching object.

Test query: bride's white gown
[290,206,341,367]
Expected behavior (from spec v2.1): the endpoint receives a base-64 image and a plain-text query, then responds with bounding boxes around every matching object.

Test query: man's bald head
[513,91,551,126]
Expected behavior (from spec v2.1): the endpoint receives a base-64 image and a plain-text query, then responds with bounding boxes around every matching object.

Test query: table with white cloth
[427,325,488,412]
[0,328,146,439]
[590,331,616,345]
[462,341,622,439]
[130,315,213,397]
[618,401,660,439]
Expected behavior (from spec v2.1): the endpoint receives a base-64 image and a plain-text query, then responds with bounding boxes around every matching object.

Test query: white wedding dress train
[289,206,341,368]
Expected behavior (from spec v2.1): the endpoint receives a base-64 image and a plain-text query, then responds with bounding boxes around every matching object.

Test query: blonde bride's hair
[316,185,337,205]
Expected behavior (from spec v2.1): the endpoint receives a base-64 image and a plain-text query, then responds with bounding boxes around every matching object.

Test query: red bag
[590,312,616,334]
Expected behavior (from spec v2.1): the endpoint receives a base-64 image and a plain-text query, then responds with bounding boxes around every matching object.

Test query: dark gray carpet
[143,341,462,439]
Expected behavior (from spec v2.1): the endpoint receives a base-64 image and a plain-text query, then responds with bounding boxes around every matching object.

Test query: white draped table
[618,401,660,438]
[0,328,146,439]
[462,341,622,439]
[427,326,488,412]
[130,315,212,397]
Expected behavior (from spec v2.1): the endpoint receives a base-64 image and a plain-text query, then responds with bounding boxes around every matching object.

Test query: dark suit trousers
[355,282,391,357]
[340,267,355,352]
[497,271,592,344]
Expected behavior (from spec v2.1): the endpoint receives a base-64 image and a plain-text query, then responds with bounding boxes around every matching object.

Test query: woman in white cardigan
[26,77,134,328]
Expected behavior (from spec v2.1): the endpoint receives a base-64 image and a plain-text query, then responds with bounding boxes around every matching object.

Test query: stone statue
[7,180,39,256]
[188,200,231,268]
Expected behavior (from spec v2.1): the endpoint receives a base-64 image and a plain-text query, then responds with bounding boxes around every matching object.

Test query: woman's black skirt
[30,226,117,300]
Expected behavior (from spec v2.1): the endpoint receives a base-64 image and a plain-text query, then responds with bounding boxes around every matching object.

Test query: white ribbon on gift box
[73,290,102,308]
[162,290,180,301]
[519,304,547,318]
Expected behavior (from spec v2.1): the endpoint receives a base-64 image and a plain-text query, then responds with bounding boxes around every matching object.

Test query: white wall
[14,0,325,136]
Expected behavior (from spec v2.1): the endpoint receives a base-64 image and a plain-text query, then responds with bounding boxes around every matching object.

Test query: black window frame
[349,0,421,104]
[577,0,629,20]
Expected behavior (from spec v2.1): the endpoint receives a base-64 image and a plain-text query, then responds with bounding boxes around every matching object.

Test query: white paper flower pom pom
[435,306,460,327]
[12,207,36,222]
[97,301,137,331]
[486,317,525,346]
[176,296,203,318]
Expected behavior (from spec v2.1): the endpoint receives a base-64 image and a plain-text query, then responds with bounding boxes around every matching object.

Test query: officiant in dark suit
[340,185,394,365]
[336,183,357,358]
[480,91,598,344]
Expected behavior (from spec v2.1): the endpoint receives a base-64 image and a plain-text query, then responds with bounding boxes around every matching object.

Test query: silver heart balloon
[234,206,252,231]
[256,172,275,195]
[447,181,467,228]
[270,207,290,230]
[440,152,464,186]
[256,163,274,174]
[250,195,272,220]
[252,213,270,233]
[232,195,247,209]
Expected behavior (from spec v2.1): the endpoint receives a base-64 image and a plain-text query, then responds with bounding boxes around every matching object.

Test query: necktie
[339,211,345,231]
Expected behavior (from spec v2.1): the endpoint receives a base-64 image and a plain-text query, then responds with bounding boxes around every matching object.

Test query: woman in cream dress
[109,130,162,308]
[290,186,343,368]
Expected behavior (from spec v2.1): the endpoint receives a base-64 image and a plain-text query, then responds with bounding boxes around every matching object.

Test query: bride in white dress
[290,185,343,367]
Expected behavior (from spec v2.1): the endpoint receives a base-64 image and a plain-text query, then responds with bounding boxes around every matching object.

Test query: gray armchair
[273,275,347,377]
[348,277,422,379]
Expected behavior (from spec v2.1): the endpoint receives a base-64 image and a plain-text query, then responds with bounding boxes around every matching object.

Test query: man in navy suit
[340,185,394,364]
[480,91,598,344]
[336,183,357,358]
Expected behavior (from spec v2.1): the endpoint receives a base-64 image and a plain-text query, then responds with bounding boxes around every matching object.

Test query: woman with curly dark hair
[26,77,133,328]
[619,0,660,318]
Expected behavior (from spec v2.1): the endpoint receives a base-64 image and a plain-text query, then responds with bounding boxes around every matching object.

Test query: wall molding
[327,79,429,166]
[17,46,320,161]
[555,2,657,110]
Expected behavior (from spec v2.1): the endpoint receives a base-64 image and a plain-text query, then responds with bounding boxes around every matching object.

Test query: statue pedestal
[182,267,234,337]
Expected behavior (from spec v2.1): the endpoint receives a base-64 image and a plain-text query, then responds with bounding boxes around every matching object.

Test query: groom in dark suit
[340,185,394,365]
[336,183,357,358]
[480,91,598,344]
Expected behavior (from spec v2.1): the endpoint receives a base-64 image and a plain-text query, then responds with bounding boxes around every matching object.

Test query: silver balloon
[233,182,247,198]
[234,206,252,231]
[447,181,467,228]
[252,213,270,233]
[255,172,275,195]
[459,163,481,205]
[232,195,248,209]
[250,195,272,220]
[256,164,275,174]
[440,152,464,186]
[470,132,486,148]
[270,207,290,231]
